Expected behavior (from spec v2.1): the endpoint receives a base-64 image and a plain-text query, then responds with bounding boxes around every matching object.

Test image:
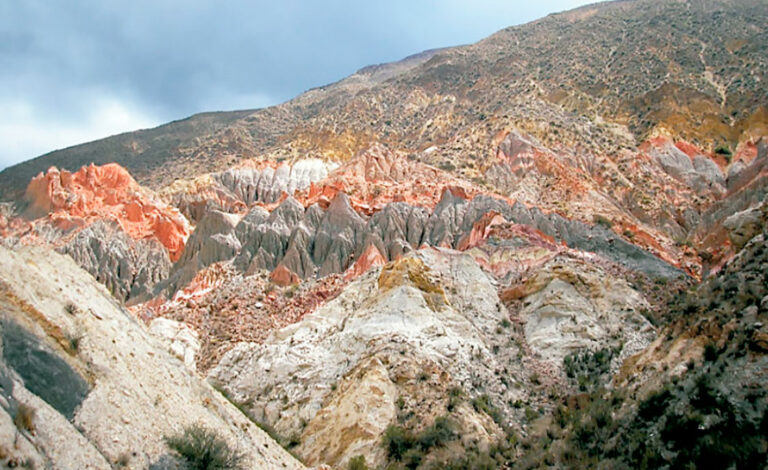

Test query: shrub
[714,145,732,156]
[383,425,415,461]
[383,417,458,466]
[164,424,243,470]
[418,416,456,449]
[471,395,504,426]
[284,284,298,298]
[703,342,719,362]
[67,332,82,353]
[64,302,78,315]
[447,387,463,412]
[593,214,613,228]
[563,347,618,392]
[13,403,35,433]
[347,455,369,470]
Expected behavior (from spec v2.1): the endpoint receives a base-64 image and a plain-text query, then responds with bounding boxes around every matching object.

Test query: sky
[0,0,593,170]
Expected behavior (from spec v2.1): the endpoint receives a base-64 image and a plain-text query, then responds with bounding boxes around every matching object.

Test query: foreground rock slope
[0,245,303,470]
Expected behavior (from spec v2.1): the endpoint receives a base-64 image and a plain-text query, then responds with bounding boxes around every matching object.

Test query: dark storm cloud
[0,0,591,169]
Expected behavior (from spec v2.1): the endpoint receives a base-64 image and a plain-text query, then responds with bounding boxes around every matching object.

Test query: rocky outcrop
[511,257,655,364]
[23,163,190,261]
[0,244,303,470]
[646,139,725,195]
[693,139,768,270]
[296,143,479,215]
[215,159,332,205]
[61,220,172,302]
[169,187,681,298]
[160,159,334,223]
[208,247,660,468]
[485,131,538,193]
[148,317,201,370]
[723,198,768,250]
[209,250,521,468]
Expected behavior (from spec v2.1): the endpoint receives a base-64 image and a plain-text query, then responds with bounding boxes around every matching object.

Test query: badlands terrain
[0,0,767,468]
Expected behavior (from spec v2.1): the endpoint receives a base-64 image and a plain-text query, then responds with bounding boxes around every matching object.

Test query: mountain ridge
[3,0,765,201]
[1,1,767,468]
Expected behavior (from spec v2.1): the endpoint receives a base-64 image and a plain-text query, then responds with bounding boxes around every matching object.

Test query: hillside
[0,0,767,468]
[2,0,765,198]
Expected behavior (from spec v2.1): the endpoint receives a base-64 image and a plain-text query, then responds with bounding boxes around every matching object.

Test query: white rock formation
[519,258,655,364]
[149,317,201,370]
[0,245,303,470]
[210,248,521,468]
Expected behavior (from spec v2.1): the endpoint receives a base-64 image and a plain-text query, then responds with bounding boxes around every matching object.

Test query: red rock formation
[294,143,480,213]
[344,243,387,280]
[270,264,301,286]
[456,211,506,251]
[21,163,190,261]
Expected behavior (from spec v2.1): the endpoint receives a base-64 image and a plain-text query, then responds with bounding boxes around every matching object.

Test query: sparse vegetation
[348,455,369,470]
[164,424,244,470]
[212,384,301,456]
[66,332,82,353]
[563,347,619,392]
[13,403,36,433]
[284,284,298,298]
[447,387,463,412]
[471,395,504,427]
[592,214,613,228]
[383,416,458,467]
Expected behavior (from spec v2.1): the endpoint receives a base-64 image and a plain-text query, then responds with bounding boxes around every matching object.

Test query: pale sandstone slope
[0,245,303,470]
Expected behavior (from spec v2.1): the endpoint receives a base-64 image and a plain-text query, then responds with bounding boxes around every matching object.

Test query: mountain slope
[0,245,303,469]
[0,110,255,201]
[0,1,767,468]
[2,0,765,200]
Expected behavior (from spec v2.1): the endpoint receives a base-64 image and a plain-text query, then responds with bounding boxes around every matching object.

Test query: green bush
[472,395,504,426]
[348,455,369,470]
[164,424,243,470]
[383,425,415,461]
[563,347,618,392]
[714,145,732,156]
[593,214,613,228]
[418,416,456,449]
[383,416,459,467]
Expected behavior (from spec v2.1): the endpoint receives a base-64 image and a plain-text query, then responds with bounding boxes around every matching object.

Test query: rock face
[23,163,190,261]
[209,250,517,468]
[209,249,655,468]
[1,163,192,302]
[694,139,768,269]
[162,159,335,223]
[647,138,726,196]
[0,245,303,470]
[0,2,766,468]
[61,220,172,302]
[514,258,654,364]
[215,159,333,205]
[298,143,477,213]
[148,317,201,370]
[168,185,681,298]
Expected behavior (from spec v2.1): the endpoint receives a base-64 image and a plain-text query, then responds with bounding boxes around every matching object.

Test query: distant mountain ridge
[2,0,765,200]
